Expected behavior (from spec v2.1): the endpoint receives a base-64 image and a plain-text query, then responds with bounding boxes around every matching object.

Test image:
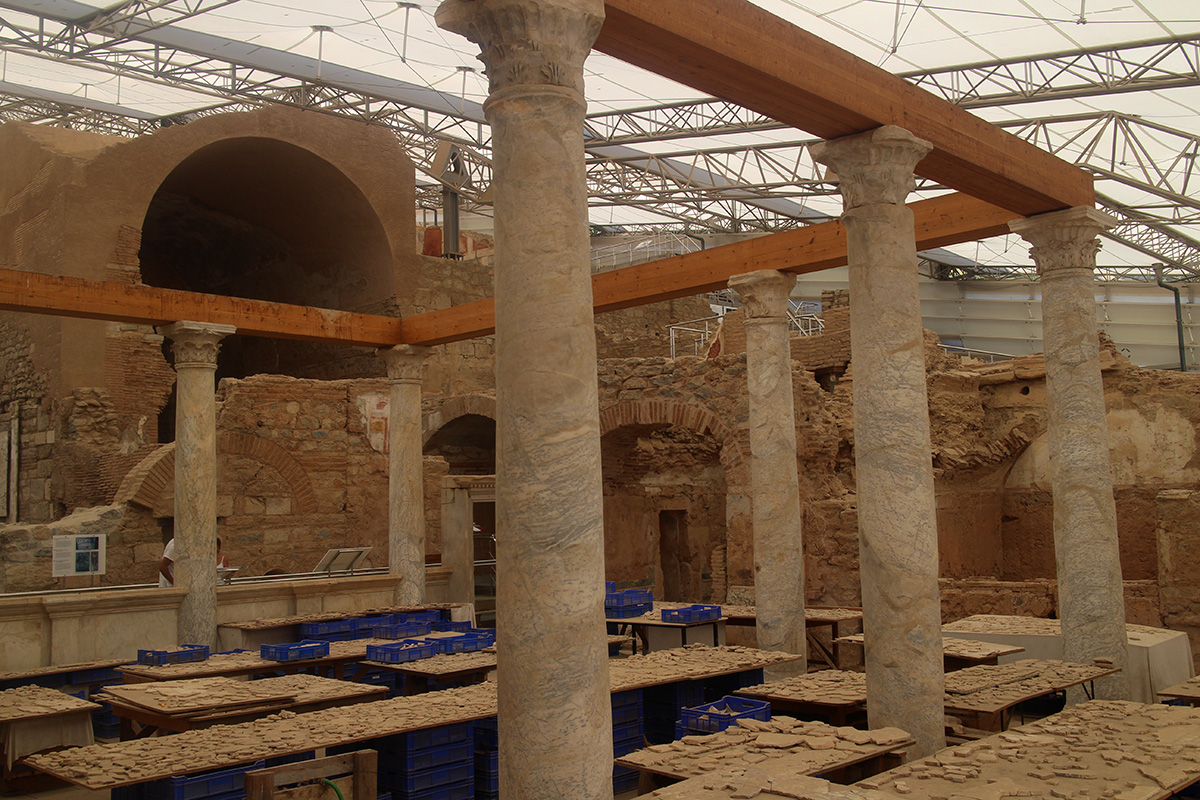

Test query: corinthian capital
[1009,206,1116,276]
[380,344,431,384]
[436,0,604,95]
[810,125,932,209]
[729,270,797,320]
[158,321,235,369]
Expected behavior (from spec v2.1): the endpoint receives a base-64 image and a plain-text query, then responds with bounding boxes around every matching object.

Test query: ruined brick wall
[595,296,715,361]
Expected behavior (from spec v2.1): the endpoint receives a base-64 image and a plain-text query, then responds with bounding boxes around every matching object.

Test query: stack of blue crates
[643,680,705,744]
[91,688,122,739]
[611,690,644,795]
[298,618,358,642]
[374,722,474,800]
[112,760,267,800]
[474,717,499,799]
[604,589,653,619]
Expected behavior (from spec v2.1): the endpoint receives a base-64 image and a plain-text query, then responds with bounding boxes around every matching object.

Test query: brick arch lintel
[422,394,497,447]
[113,433,318,514]
[598,399,746,485]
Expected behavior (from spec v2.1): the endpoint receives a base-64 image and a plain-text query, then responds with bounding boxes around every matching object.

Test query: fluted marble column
[159,321,235,648]
[1010,207,1130,700]
[811,126,945,758]
[382,344,430,605]
[729,269,806,676]
[436,2,611,799]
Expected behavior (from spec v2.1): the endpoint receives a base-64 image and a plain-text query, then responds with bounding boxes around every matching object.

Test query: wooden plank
[0,269,405,348]
[0,195,1014,349]
[596,0,1094,216]
[399,193,1017,344]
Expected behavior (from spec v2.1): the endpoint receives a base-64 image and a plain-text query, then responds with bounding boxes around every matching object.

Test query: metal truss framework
[0,2,1197,278]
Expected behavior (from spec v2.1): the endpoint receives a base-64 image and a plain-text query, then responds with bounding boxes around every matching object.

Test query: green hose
[320,778,346,800]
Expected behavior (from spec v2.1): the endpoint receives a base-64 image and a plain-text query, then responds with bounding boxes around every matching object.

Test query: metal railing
[591,233,703,273]
[938,343,1018,363]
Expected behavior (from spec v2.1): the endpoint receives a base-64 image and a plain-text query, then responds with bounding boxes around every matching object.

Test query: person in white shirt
[159,537,227,586]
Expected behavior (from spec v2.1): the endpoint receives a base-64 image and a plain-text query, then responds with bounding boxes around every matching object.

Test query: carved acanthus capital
[436,0,603,96]
[809,125,932,209]
[381,344,431,384]
[729,270,797,320]
[1009,206,1116,277]
[158,321,235,369]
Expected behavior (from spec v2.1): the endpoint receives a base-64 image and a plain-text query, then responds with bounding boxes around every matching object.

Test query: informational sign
[52,534,107,577]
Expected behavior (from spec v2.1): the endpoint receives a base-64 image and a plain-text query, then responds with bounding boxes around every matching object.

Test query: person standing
[159,537,227,586]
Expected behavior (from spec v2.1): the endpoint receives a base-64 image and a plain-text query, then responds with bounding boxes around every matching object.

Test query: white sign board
[52,534,107,577]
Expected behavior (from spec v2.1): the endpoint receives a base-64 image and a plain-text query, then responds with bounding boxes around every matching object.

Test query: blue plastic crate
[393,740,471,772]
[137,645,210,667]
[612,689,642,710]
[611,702,641,727]
[431,620,471,633]
[393,721,473,753]
[604,589,653,608]
[354,614,396,629]
[613,768,640,795]
[366,640,434,664]
[680,695,770,734]
[259,640,329,662]
[421,633,491,655]
[391,762,472,794]
[299,619,355,636]
[391,780,473,800]
[661,604,721,623]
[613,718,645,745]
[373,622,433,640]
[145,761,266,800]
[71,666,125,685]
[605,581,616,593]
[397,610,442,625]
[605,603,652,619]
[265,751,314,767]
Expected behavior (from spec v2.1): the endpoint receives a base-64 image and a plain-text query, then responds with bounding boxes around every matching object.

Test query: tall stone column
[159,321,235,648]
[381,344,430,606]
[729,269,806,676]
[1010,207,1130,700]
[811,126,945,758]
[436,3,611,799]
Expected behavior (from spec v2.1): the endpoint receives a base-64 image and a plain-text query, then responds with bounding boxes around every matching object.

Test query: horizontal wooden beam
[0,269,405,348]
[0,194,1017,349]
[596,0,1094,217]
[401,192,1017,344]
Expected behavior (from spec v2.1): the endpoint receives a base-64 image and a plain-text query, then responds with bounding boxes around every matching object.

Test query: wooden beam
[0,194,1016,349]
[400,192,1017,344]
[595,0,1094,217]
[0,269,405,348]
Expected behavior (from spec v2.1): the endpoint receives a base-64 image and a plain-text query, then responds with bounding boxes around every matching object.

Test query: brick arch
[113,433,318,514]
[422,394,496,446]
[598,400,746,485]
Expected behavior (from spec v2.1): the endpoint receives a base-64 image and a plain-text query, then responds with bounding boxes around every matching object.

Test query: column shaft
[1011,207,1130,700]
[729,270,806,676]
[160,321,234,648]
[383,345,431,606]
[811,127,945,758]
[437,3,610,798]
[441,486,475,606]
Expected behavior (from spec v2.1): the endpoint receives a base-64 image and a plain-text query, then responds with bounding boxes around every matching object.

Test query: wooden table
[362,651,497,695]
[0,686,98,773]
[0,659,133,691]
[117,640,396,684]
[718,605,863,668]
[734,670,866,726]
[941,658,1120,730]
[858,700,1200,799]
[96,675,387,737]
[835,634,1026,671]
[27,646,797,790]
[217,604,466,650]
[639,771,899,799]
[1156,675,1200,706]
[615,714,912,792]
[606,613,727,654]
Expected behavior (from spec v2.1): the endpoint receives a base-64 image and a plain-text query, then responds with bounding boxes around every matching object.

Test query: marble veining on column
[728,269,806,678]
[1010,206,1130,701]
[810,126,946,758]
[158,321,235,649]
[436,2,611,799]
[381,344,430,606]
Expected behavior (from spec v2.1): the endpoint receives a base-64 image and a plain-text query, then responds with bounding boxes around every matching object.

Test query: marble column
[810,126,945,758]
[436,3,611,799]
[159,321,235,648]
[729,269,806,676]
[1010,207,1130,700]
[381,344,430,606]
[440,483,475,606]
